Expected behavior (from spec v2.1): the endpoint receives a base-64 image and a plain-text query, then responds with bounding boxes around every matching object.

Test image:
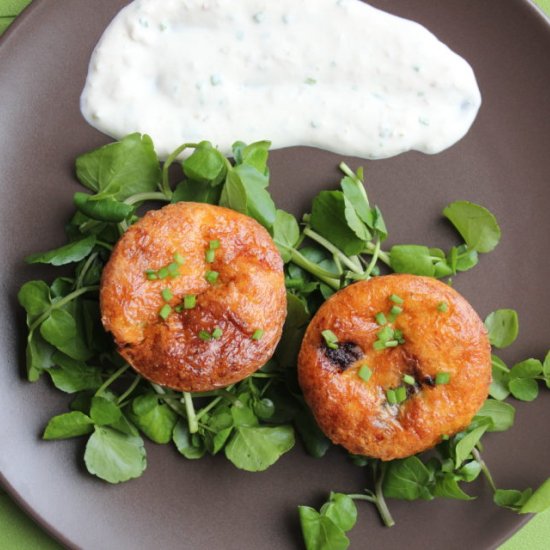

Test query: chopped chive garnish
[441,434,450,441]
[252,329,264,340]
[358,365,372,382]
[198,330,212,341]
[174,304,184,313]
[386,389,397,405]
[174,252,186,265]
[212,327,223,339]
[390,305,403,316]
[167,262,180,277]
[373,340,386,351]
[321,329,339,350]
[205,270,219,284]
[403,374,415,385]
[390,294,404,304]
[184,295,197,309]
[395,386,407,403]
[436,372,451,385]
[145,269,158,280]
[209,239,220,250]
[161,288,173,302]
[205,249,215,263]
[377,326,394,343]
[375,312,387,325]
[385,340,399,348]
[437,302,448,313]
[159,304,172,320]
[157,267,169,279]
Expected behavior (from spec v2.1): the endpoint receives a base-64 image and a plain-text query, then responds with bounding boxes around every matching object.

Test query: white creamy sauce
[81,0,481,159]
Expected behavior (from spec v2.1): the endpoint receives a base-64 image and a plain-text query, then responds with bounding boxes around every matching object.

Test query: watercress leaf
[90,396,122,426]
[294,406,331,458]
[43,411,94,440]
[272,209,300,262]
[299,506,350,550]
[110,412,140,437]
[543,352,550,389]
[232,141,246,164]
[129,397,177,444]
[433,474,475,500]
[132,393,158,416]
[454,244,479,272]
[433,260,454,278]
[40,308,92,361]
[220,168,247,213]
[372,206,388,240]
[443,201,501,253]
[234,164,276,228]
[84,426,146,483]
[484,309,519,349]
[389,245,435,276]
[509,378,539,402]
[18,281,51,322]
[225,425,294,472]
[276,293,311,368]
[171,179,222,205]
[340,175,371,225]
[240,140,271,173]
[173,420,206,459]
[509,358,543,379]
[50,277,74,298]
[454,424,489,468]
[74,192,134,223]
[182,141,227,184]
[231,402,259,428]
[343,195,372,241]
[494,488,533,511]
[474,399,515,432]
[25,235,96,267]
[490,355,510,400]
[212,427,233,454]
[383,456,434,500]
[520,478,550,514]
[48,352,102,393]
[75,133,161,201]
[321,493,357,531]
[26,330,55,381]
[457,460,482,482]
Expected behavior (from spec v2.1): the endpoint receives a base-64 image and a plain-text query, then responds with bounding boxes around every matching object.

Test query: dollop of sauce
[81,0,482,159]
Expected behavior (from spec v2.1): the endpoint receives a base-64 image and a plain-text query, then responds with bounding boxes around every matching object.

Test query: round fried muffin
[298,274,491,461]
[101,202,286,392]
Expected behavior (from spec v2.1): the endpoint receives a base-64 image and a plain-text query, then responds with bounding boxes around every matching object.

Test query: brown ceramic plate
[1,1,549,549]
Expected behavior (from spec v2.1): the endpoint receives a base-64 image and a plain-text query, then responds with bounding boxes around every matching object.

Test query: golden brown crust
[100,202,286,391]
[297,274,491,461]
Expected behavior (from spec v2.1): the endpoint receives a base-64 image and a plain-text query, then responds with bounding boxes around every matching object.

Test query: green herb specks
[322,329,339,350]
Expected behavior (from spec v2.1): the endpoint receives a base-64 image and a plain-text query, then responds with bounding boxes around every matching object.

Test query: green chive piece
[390,305,403,316]
[441,434,450,441]
[174,252,186,265]
[373,340,386,351]
[209,239,220,250]
[395,386,407,403]
[159,304,172,320]
[212,327,223,339]
[436,372,451,385]
[168,262,180,277]
[184,295,197,309]
[252,329,264,341]
[437,302,448,313]
[358,365,372,382]
[205,249,215,263]
[174,304,184,313]
[390,294,404,304]
[384,340,399,348]
[403,374,415,385]
[375,312,387,325]
[386,389,397,405]
[198,330,212,341]
[377,326,394,343]
[321,329,339,350]
[205,270,219,284]
[157,267,169,279]
[145,269,158,280]
[161,288,173,302]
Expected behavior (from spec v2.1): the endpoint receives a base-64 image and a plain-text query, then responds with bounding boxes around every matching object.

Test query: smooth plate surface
[1,1,549,549]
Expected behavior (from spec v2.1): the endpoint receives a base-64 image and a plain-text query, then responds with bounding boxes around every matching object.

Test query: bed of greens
[18,133,550,549]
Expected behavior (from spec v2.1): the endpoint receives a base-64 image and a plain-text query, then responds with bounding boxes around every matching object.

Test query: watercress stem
[373,463,395,527]
[161,142,199,198]
[116,374,142,405]
[472,448,497,492]
[364,239,381,278]
[303,227,364,274]
[348,493,376,504]
[95,364,130,396]
[364,242,391,266]
[289,248,340,289]
[183,392,199,434]
[124,192,171,205]
[74,252,98,290]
